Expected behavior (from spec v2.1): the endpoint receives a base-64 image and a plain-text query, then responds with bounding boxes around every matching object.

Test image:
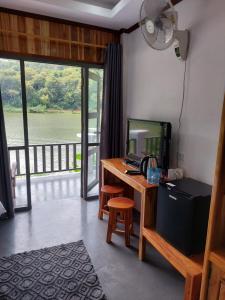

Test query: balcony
[8,142,99,207]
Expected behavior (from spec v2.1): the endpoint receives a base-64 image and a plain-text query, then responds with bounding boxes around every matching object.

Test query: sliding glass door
[0,57,103,207]
[82,67,103,199]
[24,61,82,204]
[0,59,31,211]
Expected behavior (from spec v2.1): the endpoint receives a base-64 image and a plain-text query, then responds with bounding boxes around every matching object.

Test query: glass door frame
[18,60,32,211]
[0,57,32,212]
[81,66,103,200]
[1,53,103,204]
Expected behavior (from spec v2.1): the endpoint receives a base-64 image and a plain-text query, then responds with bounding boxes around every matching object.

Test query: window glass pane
[0,59,29,209]
[25,62,82,182]
[88,69,103,144]
[25,62,82,145]
[0,59,24,147]
[86,68,103,197]
[87,145,100,196]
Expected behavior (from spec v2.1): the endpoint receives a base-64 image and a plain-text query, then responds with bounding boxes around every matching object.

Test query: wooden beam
[0,6,119,34]
[0,29,107,49]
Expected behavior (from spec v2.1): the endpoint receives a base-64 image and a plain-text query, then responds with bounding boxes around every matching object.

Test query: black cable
[177,59,187,167]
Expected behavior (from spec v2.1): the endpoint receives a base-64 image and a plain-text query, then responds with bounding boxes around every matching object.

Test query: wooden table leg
[139,191,146,260]
[98,191,104,220]
[184,274,202,300]
[139,235,146,260]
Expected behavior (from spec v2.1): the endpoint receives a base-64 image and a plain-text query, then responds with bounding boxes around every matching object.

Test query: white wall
[122,0,225,185]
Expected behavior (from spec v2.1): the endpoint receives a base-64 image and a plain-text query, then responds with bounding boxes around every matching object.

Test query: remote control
[125,170,141,175]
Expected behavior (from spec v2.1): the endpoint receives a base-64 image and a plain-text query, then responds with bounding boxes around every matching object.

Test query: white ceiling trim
[35,0,132,19]
[0,0,143,29]
[35,0,113,17]
[77,0,119,10]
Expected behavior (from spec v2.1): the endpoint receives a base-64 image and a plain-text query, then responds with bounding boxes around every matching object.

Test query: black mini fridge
[156,178,211,256]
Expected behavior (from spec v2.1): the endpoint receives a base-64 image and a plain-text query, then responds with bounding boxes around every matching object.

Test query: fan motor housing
[140,0,190,61]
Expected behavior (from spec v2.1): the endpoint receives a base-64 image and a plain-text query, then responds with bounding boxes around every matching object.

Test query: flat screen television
[126,119,172,170]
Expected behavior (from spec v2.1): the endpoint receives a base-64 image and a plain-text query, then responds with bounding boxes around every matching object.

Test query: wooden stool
[106,197,135,247]
[98,185,124,220]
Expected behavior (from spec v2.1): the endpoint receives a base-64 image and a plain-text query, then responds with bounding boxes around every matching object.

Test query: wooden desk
[101,158,157,260]
[101,158,204,300]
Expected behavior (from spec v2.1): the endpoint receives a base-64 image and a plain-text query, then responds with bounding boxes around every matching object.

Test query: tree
[0,59,103,112]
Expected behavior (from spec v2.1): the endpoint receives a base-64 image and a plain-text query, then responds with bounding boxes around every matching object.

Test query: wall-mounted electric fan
[140,0,189,60]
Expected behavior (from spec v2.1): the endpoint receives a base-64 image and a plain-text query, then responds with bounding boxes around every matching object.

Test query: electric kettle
[140,156,158,178]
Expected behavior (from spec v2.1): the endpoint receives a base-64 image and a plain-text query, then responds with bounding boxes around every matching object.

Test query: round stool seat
[101,185,124,195]
[106,197,135,247]
[108,197,135,210]
[98,185,124,220]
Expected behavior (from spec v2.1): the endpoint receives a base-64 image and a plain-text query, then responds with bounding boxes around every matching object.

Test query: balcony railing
[8,142,82,176]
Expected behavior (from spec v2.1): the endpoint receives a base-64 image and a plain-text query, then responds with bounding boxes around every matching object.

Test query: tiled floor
[15,172,98,207]
[0,175,184,300]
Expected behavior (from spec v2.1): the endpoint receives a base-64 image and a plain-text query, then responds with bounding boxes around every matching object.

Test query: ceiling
[80,0,120,9]
[0,0,144,30]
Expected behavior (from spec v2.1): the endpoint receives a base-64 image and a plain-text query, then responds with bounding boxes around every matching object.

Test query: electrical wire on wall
[176,59,187,167]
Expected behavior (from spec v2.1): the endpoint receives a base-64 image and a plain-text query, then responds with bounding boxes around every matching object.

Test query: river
[5,111,96,175]
[4,111,83,146]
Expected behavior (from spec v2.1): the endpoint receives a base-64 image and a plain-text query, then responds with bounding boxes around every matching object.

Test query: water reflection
[15,173,81,206]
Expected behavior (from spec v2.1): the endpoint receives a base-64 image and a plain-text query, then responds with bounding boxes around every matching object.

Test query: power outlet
[178,152,184,162]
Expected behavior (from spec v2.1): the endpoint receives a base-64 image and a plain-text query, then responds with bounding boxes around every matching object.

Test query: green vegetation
[3,105,22,113]
[76,153,82,161]
[29,104,47,113]
[71,153,82,173]
[0,60,103,113]
[0,60,81,111]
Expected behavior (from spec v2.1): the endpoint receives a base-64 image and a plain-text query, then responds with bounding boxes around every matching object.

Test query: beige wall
[122,0,225,186]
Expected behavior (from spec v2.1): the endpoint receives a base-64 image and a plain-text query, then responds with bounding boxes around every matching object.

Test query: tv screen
[126,119,171,170]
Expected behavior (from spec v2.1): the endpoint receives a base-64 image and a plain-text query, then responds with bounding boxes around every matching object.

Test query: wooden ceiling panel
[0,9,120,64]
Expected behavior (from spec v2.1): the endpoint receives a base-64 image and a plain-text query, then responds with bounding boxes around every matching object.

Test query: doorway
[0,57,104,210]
[82,67,103,199]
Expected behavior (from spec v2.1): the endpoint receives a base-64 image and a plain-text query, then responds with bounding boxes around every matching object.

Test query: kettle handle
[140,156,149,178]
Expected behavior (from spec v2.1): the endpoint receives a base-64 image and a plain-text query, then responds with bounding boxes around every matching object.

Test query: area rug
[0,240,106,300]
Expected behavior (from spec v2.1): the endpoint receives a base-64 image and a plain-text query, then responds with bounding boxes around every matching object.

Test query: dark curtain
[100,44,123,160]
[0,88,14,218]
